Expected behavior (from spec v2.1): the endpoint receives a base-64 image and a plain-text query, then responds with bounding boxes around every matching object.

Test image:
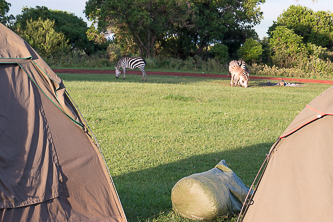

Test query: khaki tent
[238,85,333,222]
[0,24,126,221]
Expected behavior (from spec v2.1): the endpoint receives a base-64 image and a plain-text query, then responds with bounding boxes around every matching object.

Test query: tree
[259,37,272,65]
[269,26,308,68]
[13,6,101,54]
[209,43,229,64]
[0,0,14,26]
[238,38,263,64]
[85,0,188,58]
[268,5,333,49]
[169,0,265,59]
[18,18,70,57]
[84,0,266,58]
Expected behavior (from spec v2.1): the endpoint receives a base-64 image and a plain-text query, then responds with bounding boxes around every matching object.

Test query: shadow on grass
[112,142,274,222]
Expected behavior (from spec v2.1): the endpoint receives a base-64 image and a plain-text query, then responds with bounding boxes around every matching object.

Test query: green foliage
[0,0,13,26]
[269,26,308,68]
[19,18,70,57]
[48,49,333,80]
[85,0,265,59]
[300,55,333,79]
[259,37,272,65]
[209,43,229,64]
[162,1,229,59]
[238,38,263,64]
[264,5,333,74]
[268,5,333,48]
[85,0,187,58]
[107,43,122,63]
[13,6,102,55]
[250,57,333,79]
[159,0,265,59]
[46,50,111,68]
[143,56,227,73]
[59,73,329,221]
[306,43,331,60]
[86,25,106,43]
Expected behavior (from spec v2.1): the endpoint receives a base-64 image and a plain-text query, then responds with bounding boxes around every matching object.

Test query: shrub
[19,18,70,57]
[238,38,263,64]
[270,26,308,68]
[209,43,229,64]
[46,50,111,68]
[250,60,333,79]
[107,43,122,63]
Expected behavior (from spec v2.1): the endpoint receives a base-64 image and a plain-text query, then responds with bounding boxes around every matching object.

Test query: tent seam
[305,105,325,116]
[280,113,333,139]
[0,59,83,128]
[17,61,84,129]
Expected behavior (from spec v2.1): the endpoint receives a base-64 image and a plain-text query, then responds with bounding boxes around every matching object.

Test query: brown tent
[238,85,333,222]
[0,24,127,221]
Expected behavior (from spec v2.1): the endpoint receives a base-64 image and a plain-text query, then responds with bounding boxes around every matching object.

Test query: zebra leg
[141,68,147,82]
[230,73,234,86]
[123,67,126,80]
[233,76,240,87]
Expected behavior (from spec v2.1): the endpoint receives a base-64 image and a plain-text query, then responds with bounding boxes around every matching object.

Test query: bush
[238,38,263,64]
[209,43,229,64]
[107,43,122,63]
[270,26,308,68]
[46,50,111,68]
[19,18,70,57]
[250,60,333,79]
[46,50,332,80]
[141,56,228,73]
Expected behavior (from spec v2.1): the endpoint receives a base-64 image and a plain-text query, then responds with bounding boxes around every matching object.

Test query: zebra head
[115,66,121,78]
[239,73,249,88]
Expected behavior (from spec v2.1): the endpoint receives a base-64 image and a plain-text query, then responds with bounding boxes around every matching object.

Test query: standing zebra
[115,57,147,81]
[229,60,249,88]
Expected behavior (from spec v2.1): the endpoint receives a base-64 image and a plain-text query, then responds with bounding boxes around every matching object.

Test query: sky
[8,0,333,40]
[255,0,333,39]
[8,0,92,25]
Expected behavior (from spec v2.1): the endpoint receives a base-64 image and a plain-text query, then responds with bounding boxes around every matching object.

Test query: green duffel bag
[171,160,250,220]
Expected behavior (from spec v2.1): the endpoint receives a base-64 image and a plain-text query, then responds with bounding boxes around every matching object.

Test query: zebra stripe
[115,57,147,81]
[239,60,250,76]
[229,60,249,88]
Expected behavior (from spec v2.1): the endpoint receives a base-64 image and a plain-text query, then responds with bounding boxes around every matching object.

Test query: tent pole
[236,138,281,222]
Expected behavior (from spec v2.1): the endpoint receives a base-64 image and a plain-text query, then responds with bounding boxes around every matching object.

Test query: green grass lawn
[58,73,331,222]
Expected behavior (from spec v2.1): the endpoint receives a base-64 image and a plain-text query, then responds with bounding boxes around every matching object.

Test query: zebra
[238,60,250,84]
[229,60,249,88]
[115,57,147,81]
[239,60,250,75]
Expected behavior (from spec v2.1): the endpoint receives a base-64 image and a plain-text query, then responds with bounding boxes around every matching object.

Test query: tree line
[84,0,265,61]
[1,1,108,57]
[1,0,332,75]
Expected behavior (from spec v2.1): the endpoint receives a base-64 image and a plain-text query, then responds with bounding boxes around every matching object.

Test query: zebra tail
[141,57,147,64]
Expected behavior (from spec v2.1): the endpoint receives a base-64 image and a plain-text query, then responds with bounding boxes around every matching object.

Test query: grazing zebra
[239,60,250,83]
[115,57,147,81]
[229,60,249,88]
[239,60,250,75]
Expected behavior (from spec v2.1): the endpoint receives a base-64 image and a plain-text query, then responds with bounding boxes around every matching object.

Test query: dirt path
[53,69,333,85]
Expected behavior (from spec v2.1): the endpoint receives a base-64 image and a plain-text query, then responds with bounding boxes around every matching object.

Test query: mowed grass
[58,73,331,222]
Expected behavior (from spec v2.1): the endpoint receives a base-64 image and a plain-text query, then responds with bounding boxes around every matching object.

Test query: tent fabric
[280,86,333,138]
[0,24,126,221]
[171,160,250,220]
[239,85,333,222]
